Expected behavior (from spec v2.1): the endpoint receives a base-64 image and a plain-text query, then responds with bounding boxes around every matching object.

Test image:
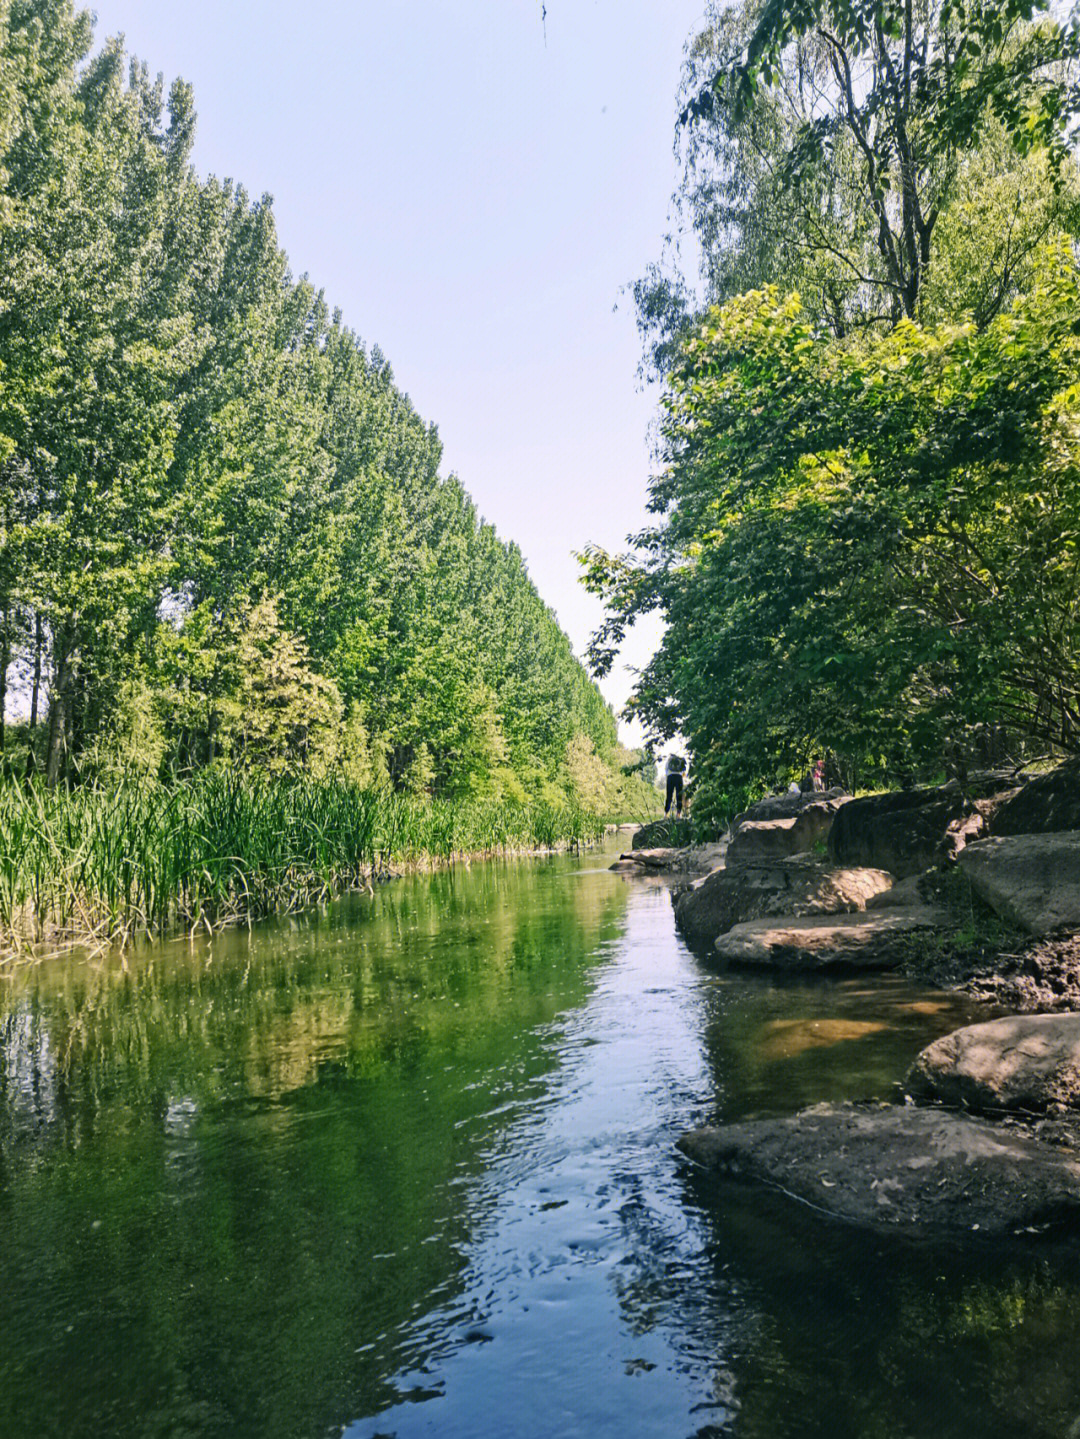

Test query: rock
[611,844,726,877]
[631,819,688,851]
[674,854,894,946]
[958,832,1080,935]
[678,1102,1080,1237]
[731,786,848,828]
[963,932,1080,1014]
[906,1014,1080,1114]
[964,769,1027,801]
[827,782,968,878]
[990,759,1080,836]
[726,797,847,867]
[865,873,926,910]
[713,904,947,971]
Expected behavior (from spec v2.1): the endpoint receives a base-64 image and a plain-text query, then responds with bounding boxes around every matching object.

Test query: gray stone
[726,797,846,867]
[678,1102,1080,1237]
[991,759,1080,837]
[732,786,848,828]
[713,905,946,971]
[611,844,727,877]
[674,854,894,946]
[906,1014,1080,1113]
[865,873,927,910]
[828,782,967,878]
[631,818,688,851]
[958,832,1080,935]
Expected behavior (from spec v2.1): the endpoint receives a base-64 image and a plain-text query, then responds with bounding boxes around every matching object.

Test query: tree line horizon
[0,0,656,822]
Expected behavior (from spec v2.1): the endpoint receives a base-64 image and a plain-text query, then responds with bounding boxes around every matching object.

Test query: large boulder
[713,904,946,971]
[631,819,687,850]
[827,782,967,878]
[906,1014,1080,1114]
[726,796,847,867]
[674,854,894,946]
[990,759,1080,836]
[958,832,1080,935]
[678,1102,1080,1237]
[731,786,847,828]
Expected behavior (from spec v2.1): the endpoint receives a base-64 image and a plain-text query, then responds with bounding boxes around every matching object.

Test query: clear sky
[86,0,706,742]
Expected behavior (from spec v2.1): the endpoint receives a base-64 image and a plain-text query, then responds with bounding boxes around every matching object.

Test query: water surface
[3,847,1080,1438]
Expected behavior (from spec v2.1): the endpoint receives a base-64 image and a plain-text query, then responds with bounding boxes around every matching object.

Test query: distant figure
[798,758,827,793]
[664,753,686,816]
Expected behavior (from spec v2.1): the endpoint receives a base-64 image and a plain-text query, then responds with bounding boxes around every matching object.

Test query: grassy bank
[0,773,608,958]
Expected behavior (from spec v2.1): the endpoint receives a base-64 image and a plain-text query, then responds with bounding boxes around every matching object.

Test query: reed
[0,773,606,957]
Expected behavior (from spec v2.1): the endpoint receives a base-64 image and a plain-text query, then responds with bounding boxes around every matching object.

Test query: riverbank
[0,773,625,962]
[669,759,1080,1241]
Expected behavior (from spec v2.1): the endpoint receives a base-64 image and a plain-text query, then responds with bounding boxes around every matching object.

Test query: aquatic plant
[0,773,605,957]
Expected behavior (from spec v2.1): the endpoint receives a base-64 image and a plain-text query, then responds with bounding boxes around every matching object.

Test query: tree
[586,246,1080,819]
[0,5,626,807]
[636,0,1080,370]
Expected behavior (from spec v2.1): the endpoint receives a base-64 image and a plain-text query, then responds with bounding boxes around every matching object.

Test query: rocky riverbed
[646,758,1080,1240]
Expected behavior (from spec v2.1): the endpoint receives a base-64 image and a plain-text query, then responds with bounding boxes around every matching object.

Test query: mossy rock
[631,818,691,850]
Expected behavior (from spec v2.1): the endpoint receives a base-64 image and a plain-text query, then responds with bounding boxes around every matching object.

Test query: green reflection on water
[1,857,627,1439]
[5,853,1080,1439]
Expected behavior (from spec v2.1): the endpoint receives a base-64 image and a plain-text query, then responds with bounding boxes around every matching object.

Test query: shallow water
[3,846,1080,1439]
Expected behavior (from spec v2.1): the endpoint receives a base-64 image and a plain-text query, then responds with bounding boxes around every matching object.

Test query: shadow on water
[4,850,1080,1438]
[671,1169,1080,1439]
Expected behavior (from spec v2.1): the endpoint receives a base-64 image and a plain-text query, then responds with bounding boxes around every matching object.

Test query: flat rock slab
[907,1013,1080,1113]
[610,844,725,876]
[678,1102,1080,1238]
[958,831,1080,935]
[714,905,946,970]
[732,786,848,827]
[675,856,894,947]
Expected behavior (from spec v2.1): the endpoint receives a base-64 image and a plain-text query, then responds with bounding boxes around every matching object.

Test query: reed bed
[0,772,605,958]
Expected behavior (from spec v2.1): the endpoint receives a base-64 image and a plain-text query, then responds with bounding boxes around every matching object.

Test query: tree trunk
[0,620,8,756]
[45,643,72,787]
[29,614,42,727]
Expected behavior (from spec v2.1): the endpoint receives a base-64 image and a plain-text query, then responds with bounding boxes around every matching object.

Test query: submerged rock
[958,832,1080,935]
[713,905,946,971]
[674,855,894,947]
[678,1102,1080,1237]
[906,1013,1080,1114]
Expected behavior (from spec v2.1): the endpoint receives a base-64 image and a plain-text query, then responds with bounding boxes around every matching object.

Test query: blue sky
[87,0,707,740]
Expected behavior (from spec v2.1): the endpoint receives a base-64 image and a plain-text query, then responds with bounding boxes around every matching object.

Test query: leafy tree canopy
[587,244,1080,821]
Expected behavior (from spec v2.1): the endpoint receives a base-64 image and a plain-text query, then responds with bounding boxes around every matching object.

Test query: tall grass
[0,772,606,956]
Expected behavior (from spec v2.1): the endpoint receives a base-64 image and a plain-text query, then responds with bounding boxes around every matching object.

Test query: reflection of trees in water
[678,1169,1080,1439]
[0,860,627,1439]
[607,1167,762,1432]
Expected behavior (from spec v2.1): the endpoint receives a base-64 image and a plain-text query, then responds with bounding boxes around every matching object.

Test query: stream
[4,842,1080,1438]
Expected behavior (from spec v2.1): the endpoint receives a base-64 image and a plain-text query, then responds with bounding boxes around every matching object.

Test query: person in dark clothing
[664,754,686,816]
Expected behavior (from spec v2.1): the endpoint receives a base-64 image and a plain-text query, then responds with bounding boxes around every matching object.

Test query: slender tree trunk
[0,613,8,756]
[29,614,42,727]
[45,642,71,787]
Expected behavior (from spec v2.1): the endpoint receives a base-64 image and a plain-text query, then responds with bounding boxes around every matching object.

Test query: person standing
[664,753,687,816]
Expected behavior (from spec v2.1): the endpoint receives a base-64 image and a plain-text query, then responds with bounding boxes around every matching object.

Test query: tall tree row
[0,1,625,803]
